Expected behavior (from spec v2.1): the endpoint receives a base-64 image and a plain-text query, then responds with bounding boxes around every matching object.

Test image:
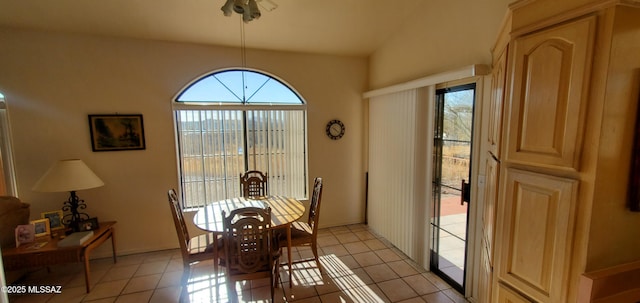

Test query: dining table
[193,195,305,283]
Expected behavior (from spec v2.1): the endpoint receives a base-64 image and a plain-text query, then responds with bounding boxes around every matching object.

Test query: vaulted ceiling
[0,0,428,56]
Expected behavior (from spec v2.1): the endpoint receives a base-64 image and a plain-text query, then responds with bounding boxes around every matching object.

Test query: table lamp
[32,159,104,232]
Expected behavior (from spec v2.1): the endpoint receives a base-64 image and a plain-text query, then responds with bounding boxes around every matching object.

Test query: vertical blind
[176,109,306,208]
[368,87,432,265]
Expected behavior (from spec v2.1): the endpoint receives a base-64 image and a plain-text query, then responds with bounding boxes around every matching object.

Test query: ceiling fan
[220,0,278,23]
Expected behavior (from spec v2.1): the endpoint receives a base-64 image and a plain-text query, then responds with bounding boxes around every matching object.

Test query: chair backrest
[167,189,191,265]
[222,206,272,274]
[308,177,324,234]
[239,170,268,198]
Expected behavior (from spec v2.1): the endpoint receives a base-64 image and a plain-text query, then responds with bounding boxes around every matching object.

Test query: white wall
[0,27,368,256]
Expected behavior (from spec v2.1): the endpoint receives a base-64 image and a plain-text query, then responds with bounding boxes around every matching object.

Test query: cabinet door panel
[496,168,578,302]
[495,282,534,303]
[488,47,508,157]
[478,238,493,303]
[483,153,500,265]
[505,16,595,170]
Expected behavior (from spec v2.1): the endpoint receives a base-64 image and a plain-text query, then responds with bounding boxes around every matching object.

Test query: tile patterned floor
[6,224,469,303]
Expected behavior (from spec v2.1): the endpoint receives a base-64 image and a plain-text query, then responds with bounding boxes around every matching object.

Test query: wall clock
[326,119,345,140]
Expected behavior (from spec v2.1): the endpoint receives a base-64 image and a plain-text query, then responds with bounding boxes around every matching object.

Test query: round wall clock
[326,119,345,140]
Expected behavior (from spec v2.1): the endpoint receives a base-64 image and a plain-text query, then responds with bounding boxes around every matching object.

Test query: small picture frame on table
[15,224,35,247]
[41,210,65,231]
[31,218,51,238]
[79,218,100,232]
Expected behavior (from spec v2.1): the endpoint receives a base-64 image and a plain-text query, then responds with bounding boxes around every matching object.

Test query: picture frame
[79,218,100,232]
[88,114,145,152]
[30,218,51,238]
[41,210,65,231]
[15,224,35,247]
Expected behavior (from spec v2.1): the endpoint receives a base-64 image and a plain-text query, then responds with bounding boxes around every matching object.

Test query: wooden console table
[1,221,117,293]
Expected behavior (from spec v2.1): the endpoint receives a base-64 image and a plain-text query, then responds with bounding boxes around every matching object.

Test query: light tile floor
[6,224,469,303]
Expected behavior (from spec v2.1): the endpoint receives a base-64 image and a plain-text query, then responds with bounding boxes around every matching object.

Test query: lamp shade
[32,159,104,192]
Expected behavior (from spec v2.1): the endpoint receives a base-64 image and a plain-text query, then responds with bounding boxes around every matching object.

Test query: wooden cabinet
[495,168,578,302]
[495,283,534,303]
[480,2,640,302]
[479,154,500,303]
[504,16,596,171]
[482,153,499,265]
[487,47,507,158]
[494,14,596,303]
[479,14,510,300]
[482,1,640,302]
[478,237,494,303]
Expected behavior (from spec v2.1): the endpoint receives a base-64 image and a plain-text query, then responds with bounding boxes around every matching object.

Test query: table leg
[287,223,293,287]
[111,228,117,264]
[83,250,91,293]
[83,226,116,293]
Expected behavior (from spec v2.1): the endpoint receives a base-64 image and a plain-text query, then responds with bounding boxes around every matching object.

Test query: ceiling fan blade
[256,0,278,12]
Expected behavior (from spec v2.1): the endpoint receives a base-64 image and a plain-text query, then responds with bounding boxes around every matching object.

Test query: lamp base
[62,191,90,232]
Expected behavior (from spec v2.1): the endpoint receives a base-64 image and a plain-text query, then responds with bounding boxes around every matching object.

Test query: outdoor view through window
[174,69,307,208]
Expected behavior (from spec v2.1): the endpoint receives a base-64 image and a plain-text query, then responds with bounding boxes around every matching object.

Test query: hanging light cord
[240,16,247,68]
[240,16,247,102]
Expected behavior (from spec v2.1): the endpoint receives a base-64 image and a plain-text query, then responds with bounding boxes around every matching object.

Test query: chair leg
[273,255,280,289]
[179,283,191,303]
[286,226,293,288]
[312,242,322,272]
[213,236,220,275]
[227,280,239,303]
[181,265,191,287]
[270,273,275,303]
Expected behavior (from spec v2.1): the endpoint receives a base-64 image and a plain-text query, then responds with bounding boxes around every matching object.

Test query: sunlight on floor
[183,254,387,303]
[184,272,227,302]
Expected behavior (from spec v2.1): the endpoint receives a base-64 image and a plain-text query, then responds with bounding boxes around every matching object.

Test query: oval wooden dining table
[193,195,305,285]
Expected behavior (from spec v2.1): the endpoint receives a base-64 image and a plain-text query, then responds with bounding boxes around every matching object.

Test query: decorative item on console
[32,159,104,232]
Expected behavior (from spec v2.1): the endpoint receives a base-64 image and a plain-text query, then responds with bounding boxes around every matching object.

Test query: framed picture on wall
[88,114,145,151]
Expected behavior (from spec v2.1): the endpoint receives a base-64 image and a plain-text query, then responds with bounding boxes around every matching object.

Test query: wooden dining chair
[222,206,280,302]
[239,170,268,198]
[167,189,223,281]
[279,177,323,286]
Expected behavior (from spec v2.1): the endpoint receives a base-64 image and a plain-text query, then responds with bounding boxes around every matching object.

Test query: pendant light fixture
[221,0,261,23]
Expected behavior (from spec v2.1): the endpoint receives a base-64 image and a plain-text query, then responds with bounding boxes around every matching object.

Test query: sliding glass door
[430,84,475,293]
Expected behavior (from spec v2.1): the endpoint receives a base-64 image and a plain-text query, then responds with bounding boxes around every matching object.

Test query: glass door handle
[461,179,471,205]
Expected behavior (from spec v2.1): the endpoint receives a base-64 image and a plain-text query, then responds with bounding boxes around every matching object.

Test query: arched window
[173,69,307,208]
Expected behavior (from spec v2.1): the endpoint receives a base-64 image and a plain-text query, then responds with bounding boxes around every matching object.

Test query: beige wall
[368,0,513,89]
[0,27,367,256]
